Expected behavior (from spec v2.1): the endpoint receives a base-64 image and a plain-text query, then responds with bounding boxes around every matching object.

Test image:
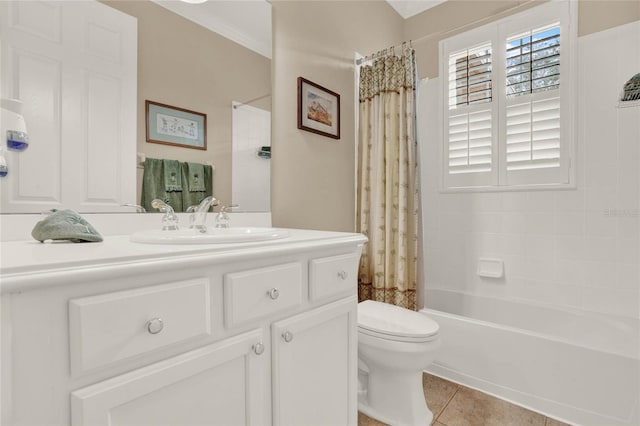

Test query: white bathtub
[421,289,640,426]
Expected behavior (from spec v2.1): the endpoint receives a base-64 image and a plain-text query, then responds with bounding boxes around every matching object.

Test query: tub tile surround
[358,374,570,426]
[418,20,639,426]
[421,20,640,321]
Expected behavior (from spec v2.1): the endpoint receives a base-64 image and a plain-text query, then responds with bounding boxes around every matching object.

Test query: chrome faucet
[188,195,219,232]
[121,203,146,213]
[151,199,179,231]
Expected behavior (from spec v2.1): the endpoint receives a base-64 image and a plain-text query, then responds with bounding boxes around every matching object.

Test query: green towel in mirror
[163,159,183,192]
[185,162,206,192]
[182,162,213,210]
[141,158,183,213]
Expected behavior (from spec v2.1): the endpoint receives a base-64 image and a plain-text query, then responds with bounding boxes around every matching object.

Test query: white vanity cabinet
[272,297,357,426]
[0,230,366,426]
[71,329,267,426]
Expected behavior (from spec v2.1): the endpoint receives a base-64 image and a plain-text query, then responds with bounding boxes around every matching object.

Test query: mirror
[0,0,272,213]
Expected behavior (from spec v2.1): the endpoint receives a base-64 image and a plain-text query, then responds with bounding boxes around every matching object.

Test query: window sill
[439,182,577,194]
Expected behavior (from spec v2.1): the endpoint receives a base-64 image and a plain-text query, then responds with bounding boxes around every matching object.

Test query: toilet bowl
[357,300,440,426]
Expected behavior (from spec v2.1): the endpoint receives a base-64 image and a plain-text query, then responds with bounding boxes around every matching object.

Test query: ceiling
[150,0,446,60]
[150,0,272,58]
[385,0,447,19]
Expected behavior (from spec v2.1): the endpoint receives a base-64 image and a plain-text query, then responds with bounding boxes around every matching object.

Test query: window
[441,1,576,190]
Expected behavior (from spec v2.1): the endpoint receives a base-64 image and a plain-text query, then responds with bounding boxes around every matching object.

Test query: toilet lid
[358,300,439,340]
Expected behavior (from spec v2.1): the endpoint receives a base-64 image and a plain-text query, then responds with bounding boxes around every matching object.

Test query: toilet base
[358,368,433,426]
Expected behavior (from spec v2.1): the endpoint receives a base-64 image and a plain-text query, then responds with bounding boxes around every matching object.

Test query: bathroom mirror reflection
[0,0,271,214]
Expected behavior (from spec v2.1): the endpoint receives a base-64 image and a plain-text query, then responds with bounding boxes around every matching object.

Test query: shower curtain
[357,47,419,311]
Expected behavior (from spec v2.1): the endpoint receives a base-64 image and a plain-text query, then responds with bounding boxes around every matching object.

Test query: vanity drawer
[69,278,211,375]
[224,262,302,327]
[309,252,359,302]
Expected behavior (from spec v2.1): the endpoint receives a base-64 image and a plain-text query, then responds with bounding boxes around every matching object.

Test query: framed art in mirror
[297,77,340,139]
[146,100,207,150]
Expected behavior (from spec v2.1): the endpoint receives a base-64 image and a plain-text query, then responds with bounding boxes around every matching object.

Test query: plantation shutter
[444,40,498,188]
[440,1,573,190]
[502,23,570,185]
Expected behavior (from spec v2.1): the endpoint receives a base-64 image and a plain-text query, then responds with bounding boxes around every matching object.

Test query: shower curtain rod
[232,93,271,109]
[356,40,412,66]
[356,0,535,67]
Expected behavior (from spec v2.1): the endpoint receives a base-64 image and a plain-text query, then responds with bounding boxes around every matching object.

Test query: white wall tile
[583,261,619,288]
[552,259,586,288]
[617,262,640,292]
[523,235,555,259]
[554,189,585,212]
[421,22,640,320]
[617,237,640,265]
[585,210,619,238]
[524,212,555,235]
[554,235,585,261]
[554,212,585,235]
[584,236,618,262]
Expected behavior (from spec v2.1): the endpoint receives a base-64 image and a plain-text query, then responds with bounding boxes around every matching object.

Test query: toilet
[357,300,440,426]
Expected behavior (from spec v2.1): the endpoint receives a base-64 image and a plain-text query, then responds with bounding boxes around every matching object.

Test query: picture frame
[145,100,207,150]
[297,77,340,139]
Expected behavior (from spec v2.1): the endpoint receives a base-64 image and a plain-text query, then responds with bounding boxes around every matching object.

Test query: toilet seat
[358,300,439,343]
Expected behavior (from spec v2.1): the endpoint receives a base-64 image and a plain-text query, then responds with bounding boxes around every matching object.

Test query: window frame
[439,0,577,192]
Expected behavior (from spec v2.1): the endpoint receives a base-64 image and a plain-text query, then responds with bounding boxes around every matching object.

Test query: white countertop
[0,228,367,293]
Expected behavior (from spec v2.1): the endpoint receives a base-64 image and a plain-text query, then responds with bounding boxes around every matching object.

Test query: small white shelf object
[477,258,504,278]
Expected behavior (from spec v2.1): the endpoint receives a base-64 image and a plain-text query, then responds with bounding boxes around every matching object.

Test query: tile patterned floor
[358,373,571,426]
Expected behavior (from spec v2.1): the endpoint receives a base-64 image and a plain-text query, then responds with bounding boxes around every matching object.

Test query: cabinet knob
[268,288,280,300]
[146,317,164,335]
[253,342,265,355]
[338,270,348,280]
[282,331,294,343]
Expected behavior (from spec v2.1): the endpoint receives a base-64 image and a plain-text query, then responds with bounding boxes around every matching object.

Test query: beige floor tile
[358,411,388,426]
[437,386,546,426]
[423,373,459,418]
[545,418,571,426]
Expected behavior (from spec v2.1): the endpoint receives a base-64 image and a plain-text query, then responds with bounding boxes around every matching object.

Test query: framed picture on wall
[145,100,207,150]
[297,77,340,139]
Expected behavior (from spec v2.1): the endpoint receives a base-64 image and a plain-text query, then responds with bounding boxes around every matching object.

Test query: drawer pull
[337,270,348,280]
[146,317,164,335]
[282,331,294,343]
[253,342,265,355]
[268,288,280,300]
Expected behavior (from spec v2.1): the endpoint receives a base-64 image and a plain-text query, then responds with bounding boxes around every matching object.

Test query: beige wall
[271,0,403,231]
[103,1,271,208]
[405,0,640,79]
[269,0,639,232]
[578,0,640,36]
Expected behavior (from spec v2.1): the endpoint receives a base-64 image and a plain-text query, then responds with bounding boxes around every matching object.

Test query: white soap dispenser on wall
[1,98,29,152]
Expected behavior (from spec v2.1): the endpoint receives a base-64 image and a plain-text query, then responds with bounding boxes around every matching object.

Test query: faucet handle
[215,204,238,228]
[151,199,179,231]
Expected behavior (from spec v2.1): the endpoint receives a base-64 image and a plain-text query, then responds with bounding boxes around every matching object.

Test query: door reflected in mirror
[0,0,272,214]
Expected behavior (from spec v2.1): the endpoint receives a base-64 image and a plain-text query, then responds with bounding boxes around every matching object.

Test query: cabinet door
[71,329,267,426]
[272,297,358,426]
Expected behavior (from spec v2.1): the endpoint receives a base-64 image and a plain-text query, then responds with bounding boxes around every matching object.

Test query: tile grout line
[432,384,461,426]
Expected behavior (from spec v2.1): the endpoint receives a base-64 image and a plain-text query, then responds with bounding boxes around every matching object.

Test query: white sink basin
[130,227,289,244]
